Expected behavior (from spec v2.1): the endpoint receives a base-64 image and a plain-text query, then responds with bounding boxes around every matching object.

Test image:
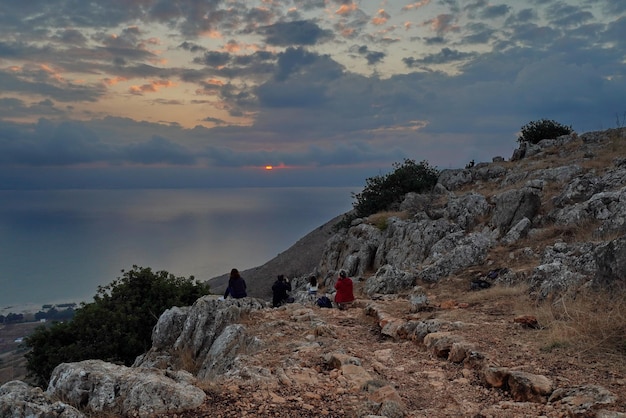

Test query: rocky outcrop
[317,128,626,297]
[135,296,266,376]
[47,360,205,417]
[0,380,84,417]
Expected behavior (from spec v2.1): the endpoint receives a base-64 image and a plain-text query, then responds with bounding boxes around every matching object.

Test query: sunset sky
[1,0,625,189]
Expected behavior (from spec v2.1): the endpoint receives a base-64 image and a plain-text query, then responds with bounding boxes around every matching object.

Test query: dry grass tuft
[534,286,626,370]
[175,347,200,375]
[532,220,602,244]
[462,283,530,305]
[366,211,409,230]
[195,378,224,395]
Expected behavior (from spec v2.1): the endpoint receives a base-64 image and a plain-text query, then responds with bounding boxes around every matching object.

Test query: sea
[0,187,356,311]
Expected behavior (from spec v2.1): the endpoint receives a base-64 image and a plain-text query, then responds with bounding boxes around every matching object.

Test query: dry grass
[175,347,200,375]
[532,220,602,244]
[462,283,530,305]
[365,211,409,230]
[580,130,626,173]
[533,286,626,371]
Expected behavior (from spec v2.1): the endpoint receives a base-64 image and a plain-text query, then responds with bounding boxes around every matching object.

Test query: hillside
[206,213,346,300]
[182,127,626,417]
[2,127,626,417]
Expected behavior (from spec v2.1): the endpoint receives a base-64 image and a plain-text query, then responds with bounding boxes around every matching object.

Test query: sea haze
[0,187,355,308]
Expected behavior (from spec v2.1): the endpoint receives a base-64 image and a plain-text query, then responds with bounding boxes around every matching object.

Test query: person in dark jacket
[224,268,247,299]
[271,274,292,307]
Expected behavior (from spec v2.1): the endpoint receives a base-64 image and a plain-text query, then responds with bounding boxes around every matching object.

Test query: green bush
[337,159,438,228]
[24,266,211,387]
[518,119,573,144]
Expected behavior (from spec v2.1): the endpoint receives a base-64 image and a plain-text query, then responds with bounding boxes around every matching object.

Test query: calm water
[0,187,355,308]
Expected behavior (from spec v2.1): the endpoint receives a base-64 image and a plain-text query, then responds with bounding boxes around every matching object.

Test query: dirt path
[170,293,626,417]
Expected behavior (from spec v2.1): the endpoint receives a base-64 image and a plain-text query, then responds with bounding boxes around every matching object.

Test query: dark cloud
[404,48,476,65]
[179,41,206,53]
[462,23,496,44]
[423,36,447,45]
[125,136,196,165]
[194,51,232,67]
[0,119,115,166]
[505,8,538,25]
[259,20,334,46]
[273,47,343,82]
[52,29,89,45]
[483,4,511,19]
[256,79,328,108]
[0,68,106,103]
[354,45,385,65]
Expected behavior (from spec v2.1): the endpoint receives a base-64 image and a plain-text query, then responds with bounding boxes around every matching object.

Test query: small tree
[337,159,438,228]
[24,266,211,387]
[518,119,573,144]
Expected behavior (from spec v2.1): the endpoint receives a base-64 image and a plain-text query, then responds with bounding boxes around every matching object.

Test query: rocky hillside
[2,128,626,417]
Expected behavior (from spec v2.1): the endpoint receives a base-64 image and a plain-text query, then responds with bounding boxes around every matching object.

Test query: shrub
[518,119,573,144]
[336,159,438,229]
[24,266,211,387]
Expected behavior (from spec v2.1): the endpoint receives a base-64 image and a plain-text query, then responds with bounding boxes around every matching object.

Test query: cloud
[404,47,476,65]
[0,0,624,189]
[259,20,334,46]
[125,136,196,165]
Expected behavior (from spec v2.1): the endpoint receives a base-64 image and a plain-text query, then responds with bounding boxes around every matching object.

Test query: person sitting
[308,275,318,296]
[334,269,354,310]
[223,268,247,299]
[272,274,292,307]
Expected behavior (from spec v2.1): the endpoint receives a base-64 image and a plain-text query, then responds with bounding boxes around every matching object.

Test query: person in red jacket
[334,269,354,310]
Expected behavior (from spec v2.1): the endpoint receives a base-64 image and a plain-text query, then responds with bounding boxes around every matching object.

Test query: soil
[166,280,626,418]
[0,322,40,385]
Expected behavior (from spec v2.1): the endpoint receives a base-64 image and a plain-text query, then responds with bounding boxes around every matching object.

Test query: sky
[1,0,625,189]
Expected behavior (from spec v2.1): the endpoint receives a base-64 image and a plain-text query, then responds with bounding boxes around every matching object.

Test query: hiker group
[270,269,355,309]
[225,267,355,309]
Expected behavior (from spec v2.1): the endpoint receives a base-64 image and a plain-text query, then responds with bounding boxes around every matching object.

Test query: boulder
[507,370,554,403]
[491,187,541,235]
[438,168,474,191]
[0,380,84,418]
[197,324,261,379]
[594,236,626,286]
[374,218,461,271]
[364,265,416,296]
[549,385,618,417]
[136,296,266,371]
[318,223,383,277]
[47,360,206,417]
[419,231,495,282]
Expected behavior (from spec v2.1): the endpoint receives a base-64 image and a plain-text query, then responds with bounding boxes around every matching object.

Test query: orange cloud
[425,14,459,34]
[206,78,224,87]
[224,40,241,53]
[372,10,390,26]
[336,3,357,16]
[402,0,431,11]
[128,79,176,95]
[103,76,128,86]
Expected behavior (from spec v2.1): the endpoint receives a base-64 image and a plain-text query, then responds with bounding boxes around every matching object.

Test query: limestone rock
[549,385,618,417]
[0,380,84,418]
[364,265,416,296]
[507,370,554,403]
[47,360,206,417]
[491,187,541,235]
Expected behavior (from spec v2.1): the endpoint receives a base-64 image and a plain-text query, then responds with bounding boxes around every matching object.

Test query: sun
[265,165,273,170]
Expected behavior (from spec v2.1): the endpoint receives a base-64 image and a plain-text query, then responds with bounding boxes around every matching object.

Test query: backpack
[316,296,332,308]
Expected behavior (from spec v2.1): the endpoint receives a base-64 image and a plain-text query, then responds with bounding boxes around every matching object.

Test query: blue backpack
[316,296,332,308]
